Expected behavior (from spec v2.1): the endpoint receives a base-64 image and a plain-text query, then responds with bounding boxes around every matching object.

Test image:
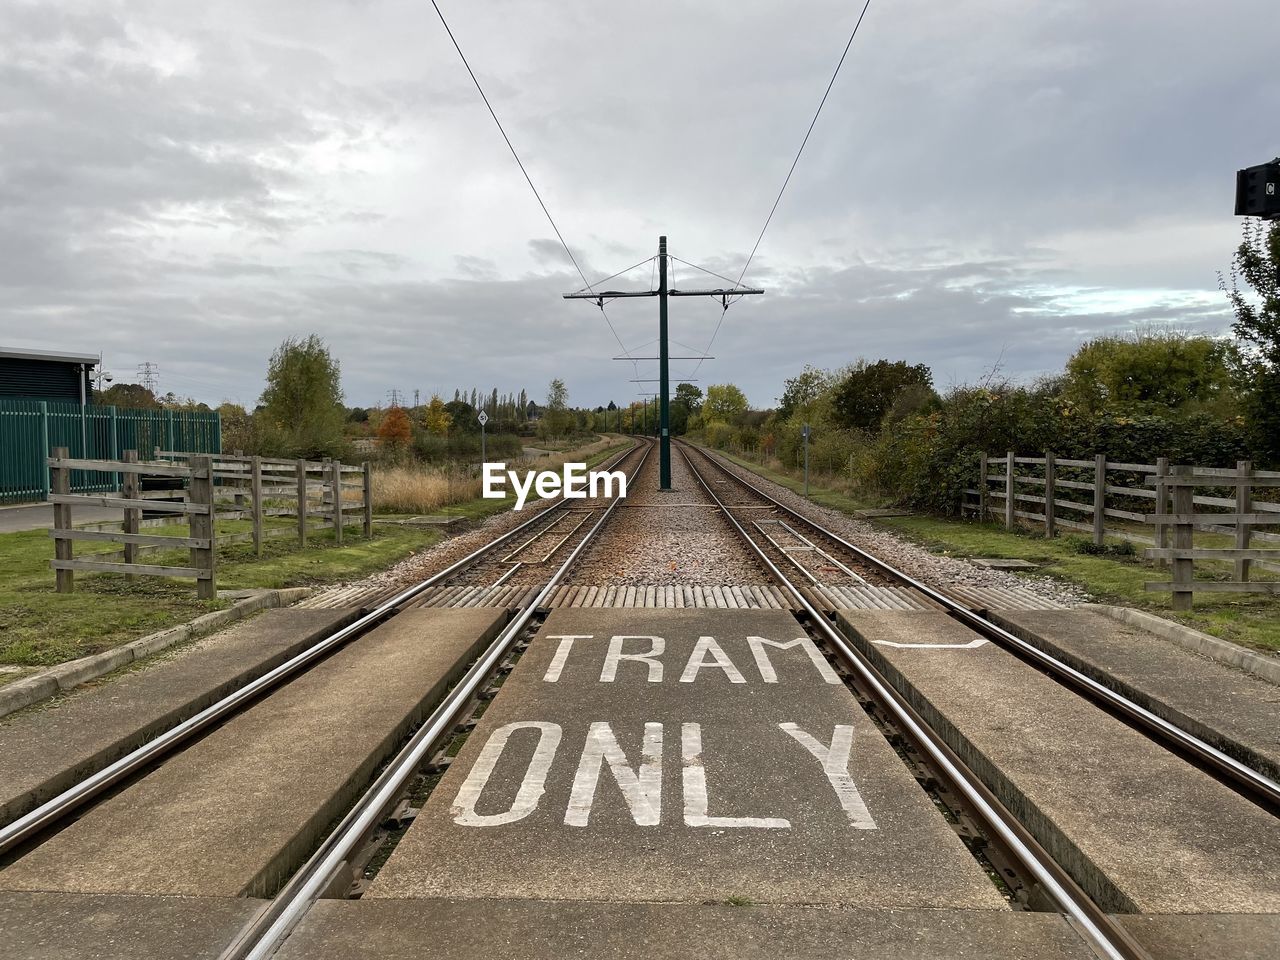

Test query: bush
[411,431,524,463]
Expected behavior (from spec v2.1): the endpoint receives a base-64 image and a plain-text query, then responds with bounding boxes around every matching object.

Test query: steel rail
[221,440,653,960]
[680,441,1280,813]
[0,439,646,857]
[677,442,1151,960]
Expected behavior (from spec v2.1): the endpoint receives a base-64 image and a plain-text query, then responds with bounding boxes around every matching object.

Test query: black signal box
[1235,160,1280,219]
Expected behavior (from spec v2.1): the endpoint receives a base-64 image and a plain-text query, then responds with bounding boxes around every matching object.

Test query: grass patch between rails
[703,445,1280,655]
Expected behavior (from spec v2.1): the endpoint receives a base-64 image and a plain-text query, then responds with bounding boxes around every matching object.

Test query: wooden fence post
[296,460,308,548]
[1171,465,1194,611]
[1044,451,1056,539]
[1093,454,1106,546]
[1005,451,1015,530]
[51,446,73,593]
[1236,460,1253,583]
[1154,457,1170,571]
[330,458,343,545]
[122,450,140,575]
[251,455,263,558]
[190,454,216,600]
[233,449,246,511]
[978,452,988,521]
[363,461,373,538]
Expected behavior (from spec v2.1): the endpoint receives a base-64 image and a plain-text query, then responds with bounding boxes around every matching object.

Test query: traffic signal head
[1235,160,1280,219]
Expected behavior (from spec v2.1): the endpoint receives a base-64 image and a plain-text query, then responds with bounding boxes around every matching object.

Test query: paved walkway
[0,503,120,533]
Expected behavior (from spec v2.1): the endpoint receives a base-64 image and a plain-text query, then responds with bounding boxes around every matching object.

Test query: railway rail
[677,439,1280,960]
[3,435,1275,960]
[680,440,1280,813]
[219,439,653,960]
[0,438,650,860]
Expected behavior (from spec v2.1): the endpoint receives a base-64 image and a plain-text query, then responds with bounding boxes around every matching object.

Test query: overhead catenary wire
[668,255,745,290]
[691,0,875,378]
[571,256,658,295]
[427,0,641,378]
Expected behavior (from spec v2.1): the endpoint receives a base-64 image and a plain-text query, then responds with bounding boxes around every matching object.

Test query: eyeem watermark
[483,462,628,511]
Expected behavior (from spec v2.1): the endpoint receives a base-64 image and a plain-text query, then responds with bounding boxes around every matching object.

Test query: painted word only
[482,462,628,511]
[450,721,877,831]
[542,634,841,685]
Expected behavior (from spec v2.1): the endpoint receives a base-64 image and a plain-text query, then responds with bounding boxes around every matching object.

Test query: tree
[537,378,573,438]
[423,395,452,436]
[258,335,347,458]
[98,382,160,408]
[217,402,255,453]
[1223,220,1280,462]
[832,359,933,432]
[377,405,412,453]
[1062,330,1240,417]
[703,383,749,424]
[444,398,477,432]
[776,365,831,420]
[1225,219,1280,364]
[674,382,703,412]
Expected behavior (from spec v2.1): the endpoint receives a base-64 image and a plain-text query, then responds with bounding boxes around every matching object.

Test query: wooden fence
[48,448,372,598]
[156,450,372,553]
[962,452,1280,609]
[49,447,217,599]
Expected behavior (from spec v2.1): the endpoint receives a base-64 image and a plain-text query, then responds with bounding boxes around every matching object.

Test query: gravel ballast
[701,448,1088,608]
[307,440,1088,609]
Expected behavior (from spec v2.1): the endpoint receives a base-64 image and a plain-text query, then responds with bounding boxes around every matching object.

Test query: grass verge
[0,435,638,672]
[0,523,441,670]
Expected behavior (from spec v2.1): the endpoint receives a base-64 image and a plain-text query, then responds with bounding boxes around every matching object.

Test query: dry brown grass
[371,434,624,514]
[372,465,481,514]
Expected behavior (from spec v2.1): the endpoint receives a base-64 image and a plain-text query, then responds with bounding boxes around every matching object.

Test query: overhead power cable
[692,0,875,377]
[427,0,640,375]
[571,256,658,294]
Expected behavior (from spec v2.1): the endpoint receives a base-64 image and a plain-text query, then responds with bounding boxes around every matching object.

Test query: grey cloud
[0,0,1267,412]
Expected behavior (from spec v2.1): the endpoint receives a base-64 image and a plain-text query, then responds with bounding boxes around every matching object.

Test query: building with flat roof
[0,346,99,403]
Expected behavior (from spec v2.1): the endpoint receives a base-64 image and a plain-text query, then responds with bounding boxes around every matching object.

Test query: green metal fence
[0,400,221,504]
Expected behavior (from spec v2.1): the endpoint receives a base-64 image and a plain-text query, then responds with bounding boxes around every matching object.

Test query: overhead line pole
[658,237,670,487]
[565,235,762,490]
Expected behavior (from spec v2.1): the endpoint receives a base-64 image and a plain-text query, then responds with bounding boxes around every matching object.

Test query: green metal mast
[658,236,670,488]
[563,236,763,491]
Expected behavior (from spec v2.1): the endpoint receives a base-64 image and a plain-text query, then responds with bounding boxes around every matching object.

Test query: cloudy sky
[1,1,1275,410]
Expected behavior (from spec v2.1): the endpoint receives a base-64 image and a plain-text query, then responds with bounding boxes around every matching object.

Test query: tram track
[679,439,1280,813]
[0,438,650,862]
[678,438,1280,960]
[675,440,1152,960]
[219,438,653,960]
[3,435,1274,960]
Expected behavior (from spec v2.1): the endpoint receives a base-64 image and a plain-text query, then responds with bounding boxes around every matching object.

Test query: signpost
[477,410,488,464]
[803,423,811,497]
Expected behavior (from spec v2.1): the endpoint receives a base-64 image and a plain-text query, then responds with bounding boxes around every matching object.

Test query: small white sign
[1268,183,1276,196]
[477,411,489,426]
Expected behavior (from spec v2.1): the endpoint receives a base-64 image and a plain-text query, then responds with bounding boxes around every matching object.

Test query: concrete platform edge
[834,612,1138,914]
[240,609,510,897]
[1083,604,1280,685]
[0,587,313,719]
[986,609,1280,781]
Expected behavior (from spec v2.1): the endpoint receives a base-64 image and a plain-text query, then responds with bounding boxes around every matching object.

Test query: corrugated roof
[0,346,100,366]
